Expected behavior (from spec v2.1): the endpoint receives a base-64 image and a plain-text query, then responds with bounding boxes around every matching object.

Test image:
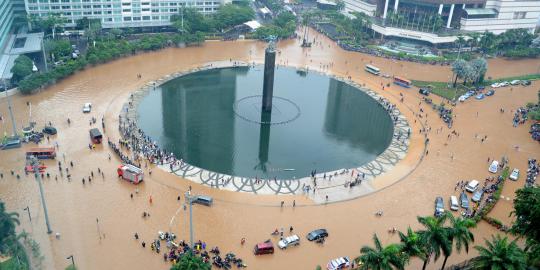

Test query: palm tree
[439,215,476,270]
[356,234,405,270]
[417,214,452,270]
[0,201,20,251]
[398,227,426,267]
[472,235,527,270]
[451,59,468,88]
[455,35,466,59]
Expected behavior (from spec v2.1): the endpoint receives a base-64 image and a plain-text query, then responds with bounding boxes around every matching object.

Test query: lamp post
[31,156,52,234]
[23,206,31,222]
[184,191,194,249]
[3,79,18,138]
[66,255,75,268]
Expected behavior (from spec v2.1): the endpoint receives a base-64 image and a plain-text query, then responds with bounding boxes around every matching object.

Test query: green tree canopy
[170,252,211,270]
[472,235,527,270]
[511,186,540,266]
[213,4,255,30]
[10,55,34,83]
[356,234,405,270]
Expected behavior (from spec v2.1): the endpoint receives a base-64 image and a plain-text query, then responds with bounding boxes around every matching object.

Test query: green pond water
[137,66,394,179]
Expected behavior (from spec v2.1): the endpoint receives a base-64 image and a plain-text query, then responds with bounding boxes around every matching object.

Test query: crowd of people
[135,231,247,269]
[526,158,539,187]
[512,107,530,127]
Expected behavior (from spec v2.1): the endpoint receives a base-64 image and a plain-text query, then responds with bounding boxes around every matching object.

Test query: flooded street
[1,29,539,270]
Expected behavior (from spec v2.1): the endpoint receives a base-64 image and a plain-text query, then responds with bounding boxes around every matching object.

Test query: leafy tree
[469,58,488,84]
[398,227,426,267]
[0,201,20,253]
[356,234,405,270]
[417,214,452,270]
[472,235,527,270]
[451,59,468,87]
[45,39,72,60]
[479,31,497,55]
[10,55,34,83]
[455,35,466,59]
[170,252,211,270]
[213,4,254,30]
[28,13,66,37]
[511,186,540,266]
[273,11,296,29]
[171,8,213,33]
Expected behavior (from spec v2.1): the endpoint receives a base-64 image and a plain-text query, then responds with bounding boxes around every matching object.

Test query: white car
[83,102,92,113]
[489,160,499,173]
[510,80,521,85]
[278,234,300,249]
[327,257,350,270]
[509,168,519,181]
[491,82,500,88]
[499,81,509,87]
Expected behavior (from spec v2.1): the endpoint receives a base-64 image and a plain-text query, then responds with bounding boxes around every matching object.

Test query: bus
[365,64,380,75]
[393,76,412,88]
[26,147,56,159]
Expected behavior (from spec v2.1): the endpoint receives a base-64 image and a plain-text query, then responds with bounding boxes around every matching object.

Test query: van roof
[256,241,273,249]
[468,180,479,186]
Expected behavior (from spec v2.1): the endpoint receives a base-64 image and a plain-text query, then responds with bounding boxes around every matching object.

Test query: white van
[465,180,479,193]
[488,160,499,173]
[449,196,459,211]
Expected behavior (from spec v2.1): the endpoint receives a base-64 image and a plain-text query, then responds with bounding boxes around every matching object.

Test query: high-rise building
[0,0,15,50]
[24,0,232,29]
[343,0,540,44]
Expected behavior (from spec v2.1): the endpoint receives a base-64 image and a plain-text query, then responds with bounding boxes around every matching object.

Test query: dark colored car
[476,86,485,91]
[434,196,444,217]
[485,89,495,96]
[42,126,57,135]
[419,88,430,96]
[193,195,213,206]
[306,229,328,241]
[522,80,531,86]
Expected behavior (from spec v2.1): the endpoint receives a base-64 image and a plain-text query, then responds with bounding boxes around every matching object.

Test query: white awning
[243,20,262,30]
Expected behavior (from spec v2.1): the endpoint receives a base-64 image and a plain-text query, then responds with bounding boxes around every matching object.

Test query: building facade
[1,0,15,50]
[24,0,232,29]
[344,0,540,43]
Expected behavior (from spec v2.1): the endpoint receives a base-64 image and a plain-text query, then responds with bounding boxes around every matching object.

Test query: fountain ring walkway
[121,61,412,203]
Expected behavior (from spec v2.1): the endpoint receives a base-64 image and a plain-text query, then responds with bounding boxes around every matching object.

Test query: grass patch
[485,73,540,84]
[411,80,470,100]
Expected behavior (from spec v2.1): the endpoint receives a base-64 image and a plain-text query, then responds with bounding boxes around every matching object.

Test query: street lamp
[184,191,194,249]
[66,255,75,268]
[2,79,18,138]
[23,206,31,222]
[30,156,52,234]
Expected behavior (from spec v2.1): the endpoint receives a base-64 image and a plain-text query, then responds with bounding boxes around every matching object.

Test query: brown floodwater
[1,28,539,270]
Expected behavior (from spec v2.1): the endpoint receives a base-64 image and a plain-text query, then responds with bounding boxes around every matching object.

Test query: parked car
[434,196,445,217]
[83,102,92,113]
[510,80,521,85]
[307,229,328,241]
[465,180,480,193]
[449,195,459,211]
[193,195,213,206]
[509,168,520,181]
[460,192,469,209]
[327,257,350,270]
[475,93,485,100]
[489,160,499,173]
[486,89,495,96]
[472,189,484,202]
[42,126,57,135]
[419,88,430,96]
[491,82,500,88]
[521,80,531,86]
[278,234,300,249]
[476,86,485,91]
[254,240,274,255]
[499,81,509,87]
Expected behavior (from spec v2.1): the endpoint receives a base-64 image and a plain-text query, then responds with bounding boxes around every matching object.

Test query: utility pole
[31,156,52,234]
[3,80,18,138]
[184,191,194,249]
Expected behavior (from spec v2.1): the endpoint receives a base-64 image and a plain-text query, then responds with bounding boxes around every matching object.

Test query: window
[123,16,132,21]
[142,15,150,20]
[93,5,101,8]
[51,6,60,9]
[513,12,526,19]
[169,8,177,12]
[62,5,70,9]
[133,16,141,20]
[61,0,70,2]
[122,9,131,12]
[104,18,113,21]
[122,2,130,6]
[105,11,112,14]
[151,9,159,12]
[63,12,71,15]
[83,11,91,15]
[170,2,177,6]
[93,11,101,14]
[142,8,150,11]
[142,2,150,5]
[83,5,90,8]
[28,0,38,3]
[29,6,39,10]
[51,0,59,2]
[152,15,159,19]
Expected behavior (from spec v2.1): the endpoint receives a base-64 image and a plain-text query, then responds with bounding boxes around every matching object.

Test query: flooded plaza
[1,28,539,270]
